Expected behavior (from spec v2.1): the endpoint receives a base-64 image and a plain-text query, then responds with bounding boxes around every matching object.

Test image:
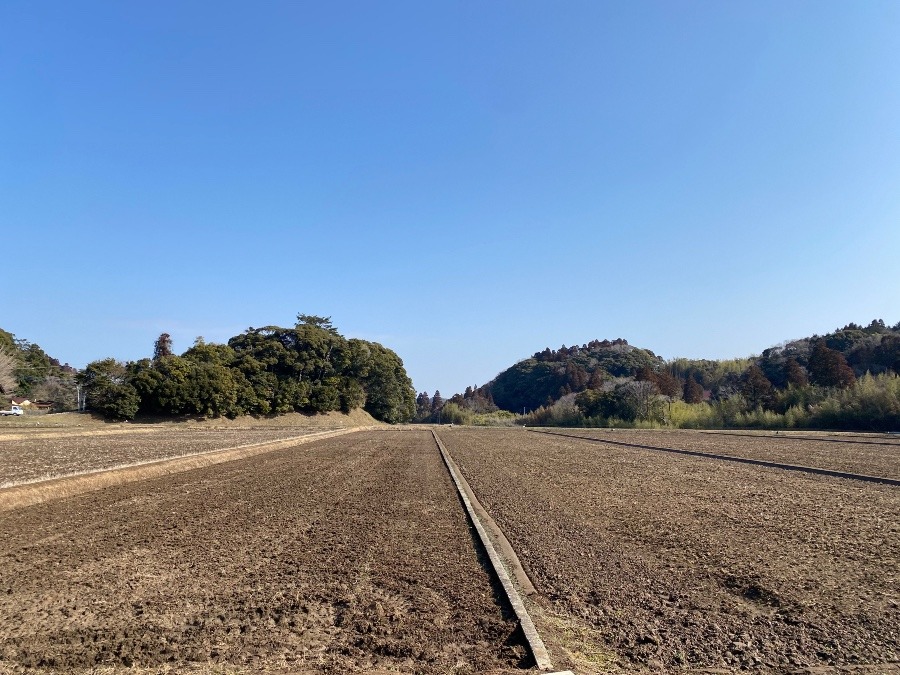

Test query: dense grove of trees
[76,316,416,422]
[430,320,900,432]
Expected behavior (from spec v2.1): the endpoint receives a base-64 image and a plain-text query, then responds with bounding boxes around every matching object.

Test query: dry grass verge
[0,408,379,434]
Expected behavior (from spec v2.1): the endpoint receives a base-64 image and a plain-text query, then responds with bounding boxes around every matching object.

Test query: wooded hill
[490,339,663,412]
[0,328,77,409]
[421,319,900,431]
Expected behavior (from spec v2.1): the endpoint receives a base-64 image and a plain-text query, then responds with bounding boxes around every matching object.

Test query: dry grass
[0,408,379,432]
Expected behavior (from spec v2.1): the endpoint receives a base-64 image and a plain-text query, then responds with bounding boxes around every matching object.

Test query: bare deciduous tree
[28,376,78,412]
[0,349,17,395]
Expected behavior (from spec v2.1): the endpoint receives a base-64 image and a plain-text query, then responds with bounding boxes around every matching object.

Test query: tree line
[6,316,900,430]
[76,315,416,422]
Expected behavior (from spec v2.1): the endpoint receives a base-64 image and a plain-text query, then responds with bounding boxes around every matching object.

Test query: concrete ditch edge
[432,430,555,672]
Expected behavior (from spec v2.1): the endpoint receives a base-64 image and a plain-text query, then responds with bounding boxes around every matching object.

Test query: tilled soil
[0,428,339,487]
[441,427,900,674]
[0,430,528,674]
[561,428,900,480]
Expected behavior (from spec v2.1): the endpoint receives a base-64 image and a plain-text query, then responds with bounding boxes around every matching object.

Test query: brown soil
[0,429,338,487]
[0,411,379,488]
[441,427,900,674]
[0,430,528,674]
[566,428,900,480]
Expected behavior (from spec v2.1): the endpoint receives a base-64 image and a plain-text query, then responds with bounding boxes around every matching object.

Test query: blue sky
[3,1,899,397]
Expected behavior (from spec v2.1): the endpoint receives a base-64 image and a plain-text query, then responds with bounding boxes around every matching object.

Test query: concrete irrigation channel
[0,429,565,674]
[432,430,556,672]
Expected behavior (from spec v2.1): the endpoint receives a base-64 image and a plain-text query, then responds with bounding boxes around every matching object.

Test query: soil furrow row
[532,429,900,486]
[562,428,900,480]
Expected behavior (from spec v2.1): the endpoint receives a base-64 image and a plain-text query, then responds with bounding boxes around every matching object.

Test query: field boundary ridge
[432,430,555,672]
[530,429,900,487]
[0,426,374,512]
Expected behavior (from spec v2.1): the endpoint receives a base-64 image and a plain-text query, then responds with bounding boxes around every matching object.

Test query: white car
[0,405,24,416]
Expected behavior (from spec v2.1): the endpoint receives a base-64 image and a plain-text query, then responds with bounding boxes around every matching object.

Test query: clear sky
[3,1,899,397]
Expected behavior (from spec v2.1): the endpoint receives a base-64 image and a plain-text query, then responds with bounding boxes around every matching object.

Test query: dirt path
[0,430,528,674]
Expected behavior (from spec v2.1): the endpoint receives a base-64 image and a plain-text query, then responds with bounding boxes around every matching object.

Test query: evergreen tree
[655,370,681,398]
[416,391,432,419]
[808,340,856,388]
[77,358,140,419]
[350,339,415,423]
[784,358,808,388]
[296,314,339,334]
[683,376,704,404]
[741,364,774,409]
[565,362,588,391]
[431,390,444,412]
[153,333,173,362]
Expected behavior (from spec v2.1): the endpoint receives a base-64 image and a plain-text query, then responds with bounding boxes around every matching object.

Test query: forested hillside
[0,328,77,410]
[76,315,416,423]
[420,319,900,431]
[489,339,663,411]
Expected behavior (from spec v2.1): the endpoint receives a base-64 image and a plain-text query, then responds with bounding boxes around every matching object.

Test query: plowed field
[557,428,900,480]
[0,428,339,487]
[441,427,900,674]
[0,430,527,674]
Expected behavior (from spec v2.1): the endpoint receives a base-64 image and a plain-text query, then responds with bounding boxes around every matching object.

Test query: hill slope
[487,339,662,412]
[458,319,900,422]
